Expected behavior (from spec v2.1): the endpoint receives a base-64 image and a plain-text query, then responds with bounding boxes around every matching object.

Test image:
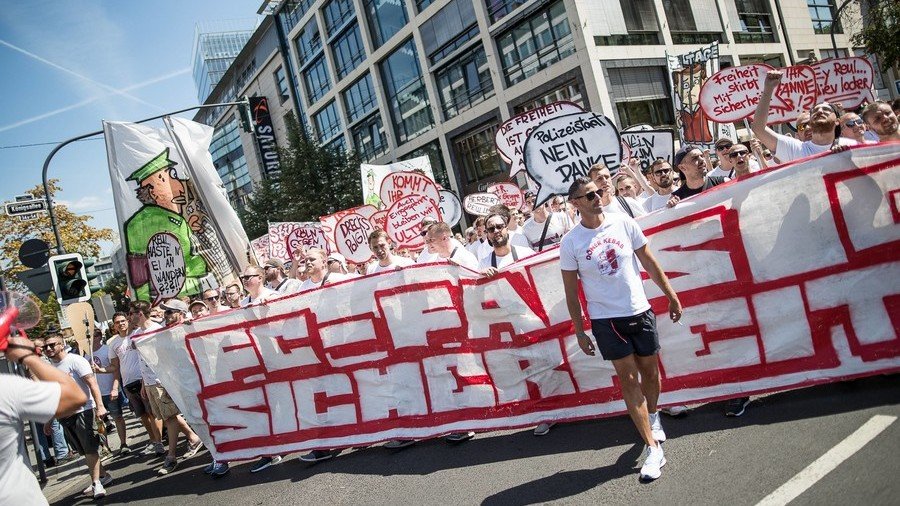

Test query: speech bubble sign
[250,235,270,263]
[463,192,501,216]
[811,57,874,110]
[369,210,388,231]
[620,130,676,173]
[487,182,524,211]
[438,190,462,227]
[320,206,368,248]
[146,232,186,304]
[768,65,819,124]
[356,204,378,220]
[496,101,584,177]
[699,63,771,122]
[379,171,440,209]
[285,224,329,256]
[335,212,375,264]
[386,195,440,249]
[522,112,622,207]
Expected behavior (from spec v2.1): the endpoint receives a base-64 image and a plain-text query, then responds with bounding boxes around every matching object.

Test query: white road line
[756,414,897,506]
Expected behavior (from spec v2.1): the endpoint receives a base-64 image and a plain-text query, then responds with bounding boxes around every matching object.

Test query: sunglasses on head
[716,144,733,151]
[573,190,602,201]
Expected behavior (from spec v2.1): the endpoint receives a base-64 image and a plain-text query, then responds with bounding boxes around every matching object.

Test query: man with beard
[861,101,900,142]
[588,165,647,219]
[840,112,876,144]
[667,146,725,207]
[752,70,856,162]
[643,159,678,212]
[367,229,414,274]
[264,259,302,294]
[794,112,812,142]
[479,208,535,277]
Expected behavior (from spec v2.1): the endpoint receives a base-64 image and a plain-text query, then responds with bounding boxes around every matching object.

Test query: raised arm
[751,70,783,153]
[4,335,87,417]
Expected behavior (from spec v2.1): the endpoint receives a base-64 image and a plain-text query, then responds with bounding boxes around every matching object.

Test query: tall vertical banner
[360,156,436,210]
[666,42,733,148]
[249,97,281,177]
[104,117,250,301]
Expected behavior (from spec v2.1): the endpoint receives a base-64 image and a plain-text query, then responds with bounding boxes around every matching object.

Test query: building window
[416,0,435,12]
[323,0,356,36]
[497,0,575,87]
[732,0,776,43]
[606,66,673,129]
[420,0,479,65]
[663,0,724,44]
[486,0,529,24]
[808,0,842,34]
[303,55,332,104]
[210,117,253,208]
[351,113,389,161]
[364,0,408,48]
[401,140,450,188]
[615,99,674,129]
[380,39,434,144]
[295,18,323,65]
[314,100,343,142]
[325,135,347,153]
[436,46,494,119]
[331,23,366,80]
[343,73,378,123]
[274,66,290,103]
[594,0,661,46]
[278,0,316,35]
[513,81,584,114]
[454,122,503,185]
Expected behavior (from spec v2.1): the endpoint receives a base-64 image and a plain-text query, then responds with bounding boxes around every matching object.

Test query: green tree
[239,116,362,238]
[853,0,900,71]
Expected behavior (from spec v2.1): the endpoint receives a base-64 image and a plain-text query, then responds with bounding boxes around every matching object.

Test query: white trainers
[92,480,107,499]
[82,474,112,495]
[640,444,666,481]
[649,411,666,442]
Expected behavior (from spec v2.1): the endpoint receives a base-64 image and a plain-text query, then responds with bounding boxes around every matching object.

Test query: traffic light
[48,253,91,305]
[237,96,253,133]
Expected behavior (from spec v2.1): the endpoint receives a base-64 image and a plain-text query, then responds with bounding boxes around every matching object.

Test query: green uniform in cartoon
[123,148,208,301]
[364,168,383,208]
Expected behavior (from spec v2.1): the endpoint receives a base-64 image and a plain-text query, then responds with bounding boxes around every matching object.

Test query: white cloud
[57,195,104,212]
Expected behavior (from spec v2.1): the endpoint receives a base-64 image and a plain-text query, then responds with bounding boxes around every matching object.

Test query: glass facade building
[192,20,258,104]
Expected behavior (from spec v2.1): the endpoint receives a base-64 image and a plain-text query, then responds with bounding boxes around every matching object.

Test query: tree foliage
[239,116,362,239]
[853,0,900,71]
[0,180,115,287]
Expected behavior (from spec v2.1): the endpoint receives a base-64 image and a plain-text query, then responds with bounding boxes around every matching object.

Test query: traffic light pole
[41,100,248,254]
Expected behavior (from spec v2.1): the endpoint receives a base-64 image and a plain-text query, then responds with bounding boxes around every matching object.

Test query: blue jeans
[35,419,68,461]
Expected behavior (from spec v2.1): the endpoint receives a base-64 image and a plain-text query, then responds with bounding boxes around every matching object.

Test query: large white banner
[136,144,900,462]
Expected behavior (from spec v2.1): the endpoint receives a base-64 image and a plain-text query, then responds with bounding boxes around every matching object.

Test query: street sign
[14,194,34,202]
[19,239,51,268]
[5,199,47,216]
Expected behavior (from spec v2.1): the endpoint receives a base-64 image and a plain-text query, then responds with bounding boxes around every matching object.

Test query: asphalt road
[51,374,900,506]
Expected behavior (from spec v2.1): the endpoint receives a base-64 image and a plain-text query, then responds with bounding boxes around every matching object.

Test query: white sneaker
[82,474,112,495]
[649,411,666,442]
[533,422,555,436]
[92,480,107,499]
[640,444,666,481]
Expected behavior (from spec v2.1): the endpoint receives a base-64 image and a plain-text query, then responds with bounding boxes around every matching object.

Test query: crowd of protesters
[4,95,898,503]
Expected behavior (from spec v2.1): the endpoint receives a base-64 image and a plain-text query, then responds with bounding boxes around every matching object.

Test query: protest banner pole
[41,101,248,255]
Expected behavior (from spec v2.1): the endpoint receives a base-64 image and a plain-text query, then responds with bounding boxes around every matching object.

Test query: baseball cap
[160,299,189,314]
[673,145,699,167]
[714,136,734,149]
[264,258,285,270]
[327,252,347,269]
[188,300,208,311]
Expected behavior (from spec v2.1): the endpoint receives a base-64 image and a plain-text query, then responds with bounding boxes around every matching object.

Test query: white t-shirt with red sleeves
[559,213,650,319]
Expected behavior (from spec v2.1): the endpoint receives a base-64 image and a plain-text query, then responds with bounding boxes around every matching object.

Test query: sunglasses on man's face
[797,123,809,132]
[485,224,506,233]
[728,150,750,159]
[572,190,602,202]
[653,169,672,177]
[716,144,733,151]
[205,296,219,301]
[240,274,259,281]
[844,119,864,128]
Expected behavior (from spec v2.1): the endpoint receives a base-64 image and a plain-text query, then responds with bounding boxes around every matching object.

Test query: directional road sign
[5,199,48,216]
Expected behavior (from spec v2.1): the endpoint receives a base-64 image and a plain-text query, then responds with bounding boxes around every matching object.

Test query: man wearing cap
[189,300,210,319]
[708,137,736,179]
[327,252,358,277]
[264,259,303,295]
[123,148,209,301]
[667,146,725,207]
[751,70,856,162]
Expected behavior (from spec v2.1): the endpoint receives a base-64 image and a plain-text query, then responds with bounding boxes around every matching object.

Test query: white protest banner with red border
[136,144,900,463]
[379,171,440,209]
[811,57,875,110]
[768,65,818,124]
[385,195,441,249]
[699,64,769,123]
[463,192,501,216]
[267,222,329,263]
[495,101,584,177]
[487,182,525,211]
[334,213,376,264]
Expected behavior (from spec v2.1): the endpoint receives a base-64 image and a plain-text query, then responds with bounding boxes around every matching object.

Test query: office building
[193,19,260,104]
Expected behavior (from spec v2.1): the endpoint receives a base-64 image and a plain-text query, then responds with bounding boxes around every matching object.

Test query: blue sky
[0,1,257,256]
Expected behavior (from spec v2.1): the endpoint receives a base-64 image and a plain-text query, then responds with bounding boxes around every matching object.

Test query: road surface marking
[756,414,896,506]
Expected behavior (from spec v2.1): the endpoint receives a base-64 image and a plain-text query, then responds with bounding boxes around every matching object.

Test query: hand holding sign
[699,64,771,122]
[146,232,186,304]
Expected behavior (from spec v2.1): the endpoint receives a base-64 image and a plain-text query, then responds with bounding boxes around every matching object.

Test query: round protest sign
[522,112,622,207]
[285,224,329,256]
[766,65,819,124]
[463,192,501,216]
[146,232,185,304]
[487,183,524,211]
[495,101,584,177]
[335,212,375,263]
[379,171,440,209]
[369,210,388,231]
[356,204,378,220]
[811,57,874,110]
[699,63,772,123]
[386,195,440,249]
[438,190,462,227]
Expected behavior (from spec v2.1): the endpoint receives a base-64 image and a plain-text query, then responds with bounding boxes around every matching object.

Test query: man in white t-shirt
[89,332,127,453]
[560,176,682,481]
[424,222,480,272]
[465,217,493,261]
[522,203,572,250]
[478,209,535,276]
[367,229,415,275]
[264,259,303,294]
[43,333,110,498]
[240,265,279,306]
[861,101,900,142]
[588,165,647,219]
[1,333,88,505]
[752,70,856,162]
[299,248,352,291]
[643,159,678,213]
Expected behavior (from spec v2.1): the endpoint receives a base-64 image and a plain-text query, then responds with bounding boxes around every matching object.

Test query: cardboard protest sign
[699,63,769,122]
[522,112,621,206]
[438,190,462,227]
[369,210,388,231]
[811,57,874,110]
[361,156,436,209]
[320,205,377,249]
[249,235,270,264]
[334,213,375,264]
[768,65,818,124]
[379,171,440,208]
[268,222,328,263]
[147,232,186,305]
[487,182,524,211]
[666,42,733,147]
[620,130,675,173]
[495,101,584,177]
[462,192,500,216]
[385,195,441,249]
[136,144,900,462]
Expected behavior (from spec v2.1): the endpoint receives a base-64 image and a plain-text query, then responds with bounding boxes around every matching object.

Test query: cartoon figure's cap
[127,148,177,183]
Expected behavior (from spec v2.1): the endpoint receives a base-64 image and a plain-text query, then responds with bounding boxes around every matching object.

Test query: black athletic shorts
[59,408,101,456]
[590,309,659,361]
[124,380,149,417]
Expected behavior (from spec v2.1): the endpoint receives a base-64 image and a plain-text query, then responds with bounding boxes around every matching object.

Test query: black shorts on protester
[590,309,660,361]
[124,380,149,417]
[59,409,101,455]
